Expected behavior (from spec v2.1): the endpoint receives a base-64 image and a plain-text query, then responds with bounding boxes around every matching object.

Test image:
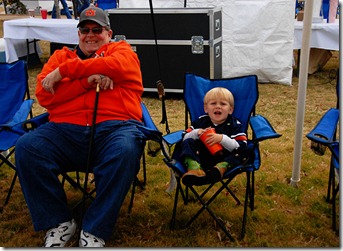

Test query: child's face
[204,98,233,125]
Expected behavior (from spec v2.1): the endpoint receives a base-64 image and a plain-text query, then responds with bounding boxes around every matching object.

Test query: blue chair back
[141,102,159,132]
[0,60,28,125]
[183,73,258,133]
[97,0,116,10]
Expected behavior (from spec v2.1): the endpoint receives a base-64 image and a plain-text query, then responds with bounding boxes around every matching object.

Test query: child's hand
[197,129,205,136]
[205,132,223,146]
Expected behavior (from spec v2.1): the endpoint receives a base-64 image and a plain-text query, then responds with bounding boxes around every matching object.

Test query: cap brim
[77,19,108,28]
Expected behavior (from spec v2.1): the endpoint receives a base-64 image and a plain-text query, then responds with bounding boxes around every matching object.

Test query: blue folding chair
[0,60,35,212]
[161,73,281,240]
[306,73,339,233]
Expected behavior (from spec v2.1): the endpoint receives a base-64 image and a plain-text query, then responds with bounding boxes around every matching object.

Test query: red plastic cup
[199,128,223,155]
[41,9,47,19]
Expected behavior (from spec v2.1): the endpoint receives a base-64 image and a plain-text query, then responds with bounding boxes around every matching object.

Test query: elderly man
[15,5,145,247]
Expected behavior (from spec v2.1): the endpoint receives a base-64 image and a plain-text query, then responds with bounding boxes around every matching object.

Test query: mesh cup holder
[310,135,328,156]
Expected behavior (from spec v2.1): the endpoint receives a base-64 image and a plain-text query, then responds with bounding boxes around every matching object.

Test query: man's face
[78,21,113,56]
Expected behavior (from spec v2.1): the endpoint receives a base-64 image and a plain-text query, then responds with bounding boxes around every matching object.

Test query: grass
[0,19,340,247]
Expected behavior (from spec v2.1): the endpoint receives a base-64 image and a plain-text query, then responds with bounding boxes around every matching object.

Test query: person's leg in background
[77,0,90,15]
[60,0,72,19]
[51,4,57,18]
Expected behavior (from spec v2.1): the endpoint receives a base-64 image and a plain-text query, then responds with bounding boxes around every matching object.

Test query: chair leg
[127,150,147,214]
[331,183,339,233]
[170,179,181,230]
[186,185,235,241]
[327,161,335,202]
[0,151,17,212]
[240,171,251,240]
[0,171,17,213]
[142,152,147,186]
[128,177,138,214]
[220,180,241,205]
[250,171,255,210]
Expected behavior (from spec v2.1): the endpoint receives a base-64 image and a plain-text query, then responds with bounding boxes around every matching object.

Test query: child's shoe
[182,169,208,186]
[207,162,229,184]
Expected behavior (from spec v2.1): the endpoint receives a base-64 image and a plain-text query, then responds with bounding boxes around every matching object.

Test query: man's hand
[88,74,113,90]
[41,67,62,94]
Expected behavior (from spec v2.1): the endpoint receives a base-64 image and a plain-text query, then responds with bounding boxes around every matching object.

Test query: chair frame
[306,72,339,233]
[0,60,34,212]
[162,73,281,240]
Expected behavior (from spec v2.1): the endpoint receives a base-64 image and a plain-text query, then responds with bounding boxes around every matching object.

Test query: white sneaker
[79,230,105,247]
[44,219,77,247]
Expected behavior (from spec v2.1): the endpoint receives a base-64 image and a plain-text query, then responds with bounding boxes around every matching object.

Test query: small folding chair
[0,60,35,212]
[162,73,281,240]
[306,74,339,233]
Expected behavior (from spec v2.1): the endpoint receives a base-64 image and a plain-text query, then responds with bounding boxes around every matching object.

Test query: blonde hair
[204,87,234,108]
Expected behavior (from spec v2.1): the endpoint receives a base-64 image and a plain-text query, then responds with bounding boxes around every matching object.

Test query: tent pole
[290,0,314,187]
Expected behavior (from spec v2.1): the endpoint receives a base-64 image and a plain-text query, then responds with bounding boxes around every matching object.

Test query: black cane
[79,83,100,230]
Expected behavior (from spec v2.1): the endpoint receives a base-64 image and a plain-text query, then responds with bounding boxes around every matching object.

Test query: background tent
[120,0,295,85]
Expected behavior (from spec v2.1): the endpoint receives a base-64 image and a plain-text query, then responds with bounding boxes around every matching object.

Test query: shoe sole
[182,174,208,186]
[207,167,222,184]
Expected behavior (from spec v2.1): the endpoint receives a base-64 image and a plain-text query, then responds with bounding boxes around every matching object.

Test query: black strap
[148,0,170,134]
[148,0,162,80]
[157,80,170,133]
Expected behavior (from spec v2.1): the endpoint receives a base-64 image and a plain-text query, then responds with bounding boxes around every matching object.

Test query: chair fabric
[306,78,339,233]
[161,73,281,240]
[0,60,34,212]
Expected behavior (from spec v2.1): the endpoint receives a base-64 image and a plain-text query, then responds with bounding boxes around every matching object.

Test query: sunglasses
[79,27,106,35]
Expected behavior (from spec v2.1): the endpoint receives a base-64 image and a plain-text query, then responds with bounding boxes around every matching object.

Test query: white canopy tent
[119,0,295,85]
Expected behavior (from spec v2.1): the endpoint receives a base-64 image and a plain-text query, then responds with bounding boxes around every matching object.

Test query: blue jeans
[52,0,72,19]
[15,120,146,240]
[77,0,90,15]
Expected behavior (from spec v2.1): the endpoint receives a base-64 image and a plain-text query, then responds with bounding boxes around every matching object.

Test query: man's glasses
[79,27,106,35]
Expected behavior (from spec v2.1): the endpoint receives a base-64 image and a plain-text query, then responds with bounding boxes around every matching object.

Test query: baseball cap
[77,5,110,28]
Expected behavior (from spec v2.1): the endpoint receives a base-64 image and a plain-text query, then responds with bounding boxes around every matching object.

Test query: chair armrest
[250,114,281,142]
[136,124,163,143]
[12,112,49,134]
[306,108,339,145]
[163,130,183,145]
[0,99,35,129]
[163,158,187,175]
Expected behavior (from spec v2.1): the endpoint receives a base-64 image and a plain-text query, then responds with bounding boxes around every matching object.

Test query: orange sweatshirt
[36,41,143,126]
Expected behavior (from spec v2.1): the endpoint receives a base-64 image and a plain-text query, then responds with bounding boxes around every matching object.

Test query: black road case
[108,7,222,93]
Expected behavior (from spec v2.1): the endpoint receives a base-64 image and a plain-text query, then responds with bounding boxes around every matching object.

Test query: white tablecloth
[293,19,339,51]
[4,18,79,63]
